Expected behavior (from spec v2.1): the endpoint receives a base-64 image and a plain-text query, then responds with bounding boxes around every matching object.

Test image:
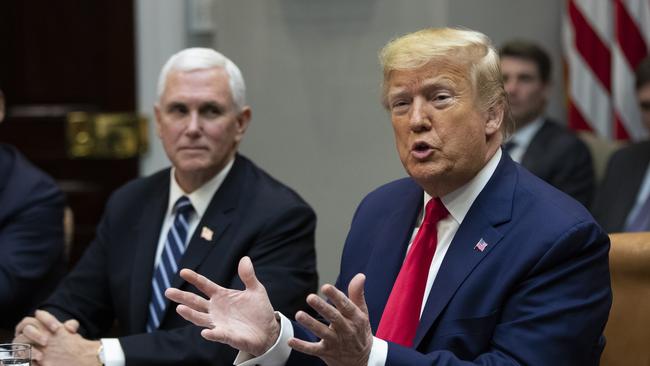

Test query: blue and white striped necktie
[147,196,194,332]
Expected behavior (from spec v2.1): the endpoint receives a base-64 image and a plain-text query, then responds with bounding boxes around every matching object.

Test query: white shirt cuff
[368,336,388,366]
[100,338,125,366]
[234,312,293,366]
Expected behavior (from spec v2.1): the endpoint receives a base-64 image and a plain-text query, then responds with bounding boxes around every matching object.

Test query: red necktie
[376,197,448,347]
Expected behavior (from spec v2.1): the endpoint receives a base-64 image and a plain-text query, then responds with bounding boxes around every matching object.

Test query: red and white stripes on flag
[563,0,650,141]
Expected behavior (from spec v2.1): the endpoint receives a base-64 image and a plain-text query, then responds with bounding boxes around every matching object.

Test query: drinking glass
[0,343,30,366]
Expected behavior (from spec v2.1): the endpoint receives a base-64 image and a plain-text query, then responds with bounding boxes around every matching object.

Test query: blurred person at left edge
[0,86,66,332]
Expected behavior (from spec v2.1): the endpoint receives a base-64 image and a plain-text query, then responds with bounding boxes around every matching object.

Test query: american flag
[474,239,488,252]
[563,0,650,141]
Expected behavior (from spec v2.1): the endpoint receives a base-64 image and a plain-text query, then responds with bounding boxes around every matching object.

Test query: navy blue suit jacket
[0,144,65,329]
[592,141,650,232]
[520,119,595,208]
[42,154,318,365]
[290,153,611,365]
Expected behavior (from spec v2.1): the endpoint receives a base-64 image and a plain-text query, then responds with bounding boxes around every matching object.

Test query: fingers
[21,324,49,346]
[34,310,62,333]
[31,347,44,363]
[238,256,262,291]
[320,284,358,320]
[347,273,368,315]
[15,316,43,336]
[306,292,350,334]
[200,328,229,343]
[63,319,80,333]
[287,337,322,357]
[295,310,333,341]
[12,333,44,361]
[165,288,210,313]
[179,268,221,297]
[175,304,214,328]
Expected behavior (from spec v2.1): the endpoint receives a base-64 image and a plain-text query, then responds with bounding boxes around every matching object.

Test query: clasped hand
[165,256,373,366]
[13,310,100,366]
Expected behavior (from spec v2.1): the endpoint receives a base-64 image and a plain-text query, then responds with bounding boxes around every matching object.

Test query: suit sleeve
[0,177,65,309]
[117,201,318,365]
[381,222,611,366]
[40,201,118,337]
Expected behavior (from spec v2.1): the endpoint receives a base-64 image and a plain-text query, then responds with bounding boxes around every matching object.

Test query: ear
[485,102,504,137]
[234,106,252,142]
[154,103,163,138]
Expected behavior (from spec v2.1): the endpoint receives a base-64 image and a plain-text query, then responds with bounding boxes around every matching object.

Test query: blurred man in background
[500,40,595,207]
[593,57,650,232]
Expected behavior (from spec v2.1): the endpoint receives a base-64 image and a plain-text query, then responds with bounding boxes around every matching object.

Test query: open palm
[165,256,279,356]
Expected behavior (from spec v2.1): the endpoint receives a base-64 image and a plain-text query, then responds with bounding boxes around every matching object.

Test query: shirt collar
[423,148,502,225]
[167,158,235,218]
[507,116,545,150]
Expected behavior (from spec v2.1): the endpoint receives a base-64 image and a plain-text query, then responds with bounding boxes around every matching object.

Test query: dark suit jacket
[41,154,318,365]
[521,119,595,208]
[592,141,650,232]
[0,144,65,330]
[289,153,611,365]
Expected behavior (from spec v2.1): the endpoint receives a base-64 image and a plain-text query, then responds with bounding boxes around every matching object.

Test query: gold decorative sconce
[66,112,148,159]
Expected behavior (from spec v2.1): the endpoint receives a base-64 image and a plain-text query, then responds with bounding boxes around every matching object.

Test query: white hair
[157,47,246,110]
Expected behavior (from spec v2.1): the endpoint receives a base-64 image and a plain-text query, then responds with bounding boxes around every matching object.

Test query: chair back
[601,232,650,366]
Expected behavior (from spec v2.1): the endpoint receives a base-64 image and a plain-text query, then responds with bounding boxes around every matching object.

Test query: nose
[185,111,201,135]
[408,96,431,132]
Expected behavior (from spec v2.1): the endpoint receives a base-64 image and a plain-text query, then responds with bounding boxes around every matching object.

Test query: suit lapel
[170,155,247,290]
[413,154,516,347]
[129,172,170,333]
[365,181,422,332]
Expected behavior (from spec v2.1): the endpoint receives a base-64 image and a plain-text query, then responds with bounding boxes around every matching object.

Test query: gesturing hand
[165,256,279,357]
[289,273,373,366]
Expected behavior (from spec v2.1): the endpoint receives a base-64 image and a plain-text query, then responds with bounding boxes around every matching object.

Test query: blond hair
[379,27,513,136]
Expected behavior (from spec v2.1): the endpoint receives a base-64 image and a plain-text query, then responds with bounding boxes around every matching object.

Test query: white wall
[136,0,187,176]
[211,0,448,285]
[136,0,565,286]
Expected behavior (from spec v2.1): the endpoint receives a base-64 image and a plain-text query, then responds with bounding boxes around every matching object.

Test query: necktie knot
[424,197,448,224]
[174,196,194,218]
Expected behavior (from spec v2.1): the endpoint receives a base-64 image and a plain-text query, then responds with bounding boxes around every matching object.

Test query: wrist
[257,313,281,356]
[90,340,104,366]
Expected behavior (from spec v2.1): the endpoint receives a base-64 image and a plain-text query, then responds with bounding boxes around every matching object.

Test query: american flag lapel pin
[474,238,488,252]
[201,226,214,241]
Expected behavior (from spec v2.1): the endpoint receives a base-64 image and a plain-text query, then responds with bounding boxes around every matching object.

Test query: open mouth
[412,141,432,152]
[410,141,434,160]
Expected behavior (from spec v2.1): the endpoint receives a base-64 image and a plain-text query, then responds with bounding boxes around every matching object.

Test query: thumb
[238,256,262,291]
[348,273,368,315]
[63,319,80,333]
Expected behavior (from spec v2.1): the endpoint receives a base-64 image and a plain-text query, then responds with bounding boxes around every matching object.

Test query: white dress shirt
[100,158,234,366]
[237,150,502,366]
[503,116,544,163]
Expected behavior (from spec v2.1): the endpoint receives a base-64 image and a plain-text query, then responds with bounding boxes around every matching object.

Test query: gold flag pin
[201,226,214,241]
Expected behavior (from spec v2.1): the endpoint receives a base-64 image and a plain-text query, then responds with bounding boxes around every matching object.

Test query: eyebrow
[387,78,457,101]
[199,101,226,113]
